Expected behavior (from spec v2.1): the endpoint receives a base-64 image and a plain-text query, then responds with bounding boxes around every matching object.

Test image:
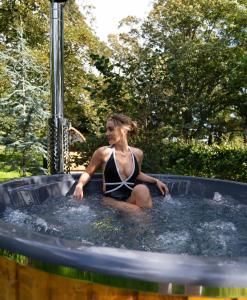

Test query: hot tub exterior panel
[2,254,247,299]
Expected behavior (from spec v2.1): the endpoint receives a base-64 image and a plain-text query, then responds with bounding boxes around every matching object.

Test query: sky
[76,0,152,42]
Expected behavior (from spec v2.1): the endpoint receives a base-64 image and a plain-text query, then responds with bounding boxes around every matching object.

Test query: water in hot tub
[2,192,247,257]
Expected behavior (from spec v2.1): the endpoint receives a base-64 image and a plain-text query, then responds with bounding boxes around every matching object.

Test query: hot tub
[1,173,247,299]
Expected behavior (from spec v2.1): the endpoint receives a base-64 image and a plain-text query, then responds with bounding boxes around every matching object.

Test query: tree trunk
[181,110,192,140]
[21,151,27,177]
[243,127,247,144]
[243,117,247,144]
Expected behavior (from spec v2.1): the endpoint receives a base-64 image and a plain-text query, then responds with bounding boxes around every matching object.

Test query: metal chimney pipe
[48,0,68,174]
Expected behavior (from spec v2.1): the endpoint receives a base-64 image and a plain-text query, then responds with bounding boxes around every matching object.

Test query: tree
[0,0,49,47]
[63,0,111,134]
[0,0,111,136]
[0,26,49,175]
[107,0,247,142]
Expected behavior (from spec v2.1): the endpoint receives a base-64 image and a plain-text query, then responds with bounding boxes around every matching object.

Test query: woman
[74,114,169,213]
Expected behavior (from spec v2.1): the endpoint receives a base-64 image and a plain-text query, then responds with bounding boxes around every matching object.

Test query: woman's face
[106,120,124,145]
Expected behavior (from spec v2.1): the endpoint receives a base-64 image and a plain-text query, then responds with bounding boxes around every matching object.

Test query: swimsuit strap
[104,146,137,194]
[113,147,135,183]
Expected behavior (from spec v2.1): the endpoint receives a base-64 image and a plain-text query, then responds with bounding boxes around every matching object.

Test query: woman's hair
[108,114,138,136]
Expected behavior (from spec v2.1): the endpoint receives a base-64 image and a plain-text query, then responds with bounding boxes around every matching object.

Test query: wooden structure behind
[69,127,86,172]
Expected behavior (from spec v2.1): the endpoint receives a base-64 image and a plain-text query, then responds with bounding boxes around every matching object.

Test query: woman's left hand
[156,180,169,195]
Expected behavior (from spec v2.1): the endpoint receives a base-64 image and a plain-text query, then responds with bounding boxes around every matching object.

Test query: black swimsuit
[103,147,139,201]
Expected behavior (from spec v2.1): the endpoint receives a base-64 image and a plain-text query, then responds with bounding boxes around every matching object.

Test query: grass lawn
[0,170,22,182]
[0,146,31,182]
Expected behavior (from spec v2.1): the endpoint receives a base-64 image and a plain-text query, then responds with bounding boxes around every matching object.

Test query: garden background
[0,0,246,182]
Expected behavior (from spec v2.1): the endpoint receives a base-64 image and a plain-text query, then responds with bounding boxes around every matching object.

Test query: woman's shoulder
[93,146,112,160]
[96,146,109,151]
[130,146,143,159]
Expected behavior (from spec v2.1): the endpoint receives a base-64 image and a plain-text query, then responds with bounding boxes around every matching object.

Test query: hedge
[74,136,247,183]
[154,141,247,183]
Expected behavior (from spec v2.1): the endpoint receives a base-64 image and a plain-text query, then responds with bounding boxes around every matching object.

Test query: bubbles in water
[213,192,223,201]
[2,192,246,257]
[92,217,120,232]
[153,231,191,253]
[236,204,247,211]
[160,194,182,206]
[163,194,172,201]
[198,220,238,256]
[3,208,32,226]
[35,217,48,232]
[3,207,61,234]
[200,220,236,233]
[211,192,236,207]
[57,204,96,225]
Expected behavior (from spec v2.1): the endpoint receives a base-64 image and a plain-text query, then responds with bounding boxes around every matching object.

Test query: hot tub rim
[1,173,247,293]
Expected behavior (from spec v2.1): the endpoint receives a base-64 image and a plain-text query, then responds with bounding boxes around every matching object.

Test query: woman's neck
[113,139,129,153]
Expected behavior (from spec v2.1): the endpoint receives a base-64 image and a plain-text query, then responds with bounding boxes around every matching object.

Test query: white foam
[213,192,223,201]
[200,220,236,233]
[35,217,49,232]
[4,208,31,225]
[154,231,191,251]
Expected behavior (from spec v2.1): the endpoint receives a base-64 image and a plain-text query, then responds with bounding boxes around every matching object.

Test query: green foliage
[0,147,32,182]
[74,135,247,182]
[144,140,247,182]
[0,0,110,174]
[63,0,111,133]
[0,170,22,182]
[89,54,129,111]
[0,0,110,136]
[0,0,246,181]
[0,0,49,46]
[70,135,106,170]
[106,0,247,142]
[0,26,49,176]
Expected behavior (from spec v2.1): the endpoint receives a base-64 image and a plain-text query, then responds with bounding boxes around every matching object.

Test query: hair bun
[130,121,138,136]
[108,114,138,136]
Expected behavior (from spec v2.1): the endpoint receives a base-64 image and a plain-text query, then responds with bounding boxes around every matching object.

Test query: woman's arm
[137,172,169,195]
[135,148,169,195]
[74,147,104,200]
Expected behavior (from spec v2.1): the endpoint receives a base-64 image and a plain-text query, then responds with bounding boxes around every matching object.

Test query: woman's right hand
[73,183,84,200]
